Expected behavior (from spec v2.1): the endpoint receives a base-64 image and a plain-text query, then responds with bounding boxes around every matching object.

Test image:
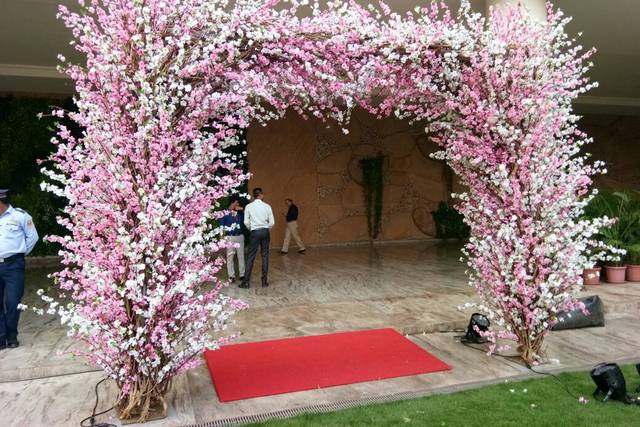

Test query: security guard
[0,189,38,349]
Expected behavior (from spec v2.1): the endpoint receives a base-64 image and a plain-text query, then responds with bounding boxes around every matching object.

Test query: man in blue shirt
[220,195,245,283]
[0,189,39,349]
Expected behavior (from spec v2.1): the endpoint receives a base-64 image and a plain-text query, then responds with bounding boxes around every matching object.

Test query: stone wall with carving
[247,108,450,246]
[247,111,640,247]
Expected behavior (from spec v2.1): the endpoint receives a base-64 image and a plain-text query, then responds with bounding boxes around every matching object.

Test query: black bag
[552,295,604,331]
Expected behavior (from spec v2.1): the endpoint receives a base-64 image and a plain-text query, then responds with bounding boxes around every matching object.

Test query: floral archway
[40,0,610,421]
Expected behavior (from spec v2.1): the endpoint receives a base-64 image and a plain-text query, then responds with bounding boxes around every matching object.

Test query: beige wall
[247,109,450,246]
[248,111,640,247]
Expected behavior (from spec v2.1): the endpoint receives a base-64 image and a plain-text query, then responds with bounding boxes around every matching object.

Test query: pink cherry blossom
[38,0,610,419]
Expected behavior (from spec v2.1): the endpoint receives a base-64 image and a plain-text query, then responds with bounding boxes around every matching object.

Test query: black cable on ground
[79,377,116,427]
[457,338,582,400]
[527,366,582,400]
[0,368,102,385]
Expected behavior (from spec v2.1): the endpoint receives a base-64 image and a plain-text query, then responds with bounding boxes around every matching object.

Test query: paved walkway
[1,241,639,426]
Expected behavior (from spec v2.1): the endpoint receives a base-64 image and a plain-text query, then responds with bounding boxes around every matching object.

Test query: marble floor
[224,240,470,308]
[2,241,640,426]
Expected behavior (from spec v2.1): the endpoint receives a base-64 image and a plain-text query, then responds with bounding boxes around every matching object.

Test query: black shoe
[229,276,236,282]
[280,251,288,255]
[261,282,269,288]
[239,276,245,282]
[239,282,250,289]
[298,249,306,254]
[7,339,18,349]
[0,339,6,350]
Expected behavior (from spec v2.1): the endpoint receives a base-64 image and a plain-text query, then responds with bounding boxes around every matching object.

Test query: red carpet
[204,328,450,402]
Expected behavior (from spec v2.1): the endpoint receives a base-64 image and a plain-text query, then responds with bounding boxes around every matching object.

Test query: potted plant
[603,246,628,284]
[582,265,602,286]
[585,190,640,284]
[431,201,470,240]
[626,243,640,282]
[588,238,626,284]
[581,239,609,286]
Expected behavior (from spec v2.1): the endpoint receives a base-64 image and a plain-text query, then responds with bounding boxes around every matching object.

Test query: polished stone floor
[225,241,476,342]
[2,241,640,426]
[224,240,470,308]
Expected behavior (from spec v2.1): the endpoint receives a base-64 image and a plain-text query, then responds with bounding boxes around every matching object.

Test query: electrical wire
[457,338,581,400]
[527,365,582,400]
[0,368,102,385]
[79,377,116,427]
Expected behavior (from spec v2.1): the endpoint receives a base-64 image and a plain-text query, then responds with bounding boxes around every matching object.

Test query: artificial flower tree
[38,0,612,421]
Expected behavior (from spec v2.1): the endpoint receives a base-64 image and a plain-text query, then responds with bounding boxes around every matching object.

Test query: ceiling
[1,0,639,114]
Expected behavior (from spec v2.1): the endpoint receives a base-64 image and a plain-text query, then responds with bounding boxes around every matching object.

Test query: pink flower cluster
[433,5,610,362]
[39,0,608,397]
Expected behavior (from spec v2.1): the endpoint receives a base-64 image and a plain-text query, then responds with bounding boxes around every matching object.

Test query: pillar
[486,0,547,21]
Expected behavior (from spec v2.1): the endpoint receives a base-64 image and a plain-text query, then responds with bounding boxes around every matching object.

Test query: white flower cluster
[40,0,605,389]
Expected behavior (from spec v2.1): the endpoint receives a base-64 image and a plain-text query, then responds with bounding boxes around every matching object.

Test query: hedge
[0,96,71,256]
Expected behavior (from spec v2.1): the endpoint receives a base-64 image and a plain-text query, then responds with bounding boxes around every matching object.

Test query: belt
[0,253,24,263]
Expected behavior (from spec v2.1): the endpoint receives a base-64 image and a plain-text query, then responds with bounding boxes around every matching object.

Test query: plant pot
[604,265,627,284]
[583,267,601,286]
[627,265,640,282]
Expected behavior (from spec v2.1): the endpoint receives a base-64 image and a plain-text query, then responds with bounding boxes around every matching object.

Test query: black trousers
[243,228,270,285]
[0,254,25,342]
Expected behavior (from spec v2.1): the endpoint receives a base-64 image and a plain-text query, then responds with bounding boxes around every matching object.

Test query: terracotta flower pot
[583,267,601,286]
[604,265,627,284]
[627,265,640,282]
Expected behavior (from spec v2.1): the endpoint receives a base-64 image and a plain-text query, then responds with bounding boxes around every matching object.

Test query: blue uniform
[220,211,246,279]
[220,211,244,236]
[0,205,39,343]
[0,206,38,258]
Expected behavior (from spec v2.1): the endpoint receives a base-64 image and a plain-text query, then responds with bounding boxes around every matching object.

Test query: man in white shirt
[241,187,275,288]
[0,189,39,349]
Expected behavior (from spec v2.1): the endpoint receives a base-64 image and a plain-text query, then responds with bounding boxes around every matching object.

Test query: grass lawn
[252,364,640,427]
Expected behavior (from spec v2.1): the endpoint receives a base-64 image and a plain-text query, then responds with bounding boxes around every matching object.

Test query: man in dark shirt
[281,198,306,254]
[220,196,245,282]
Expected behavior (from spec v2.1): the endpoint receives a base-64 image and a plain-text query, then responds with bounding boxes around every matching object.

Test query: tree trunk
[117,376,170,423]
[517,331,545,366]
